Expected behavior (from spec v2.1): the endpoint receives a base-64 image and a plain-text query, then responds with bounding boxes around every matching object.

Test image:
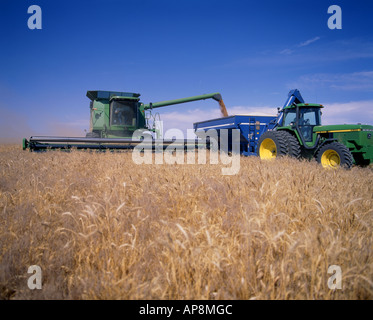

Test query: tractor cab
[282,103,323,144]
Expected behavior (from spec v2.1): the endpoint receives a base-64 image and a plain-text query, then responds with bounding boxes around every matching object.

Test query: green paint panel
[90,100,107,130]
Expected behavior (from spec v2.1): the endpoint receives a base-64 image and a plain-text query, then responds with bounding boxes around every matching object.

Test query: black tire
[277,131,301,159]
[257,131,287,159]
[316,142,353,169]
[86,131,100,138]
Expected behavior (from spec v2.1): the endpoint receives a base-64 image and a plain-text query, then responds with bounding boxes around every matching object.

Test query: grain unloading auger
[23,90,227,151]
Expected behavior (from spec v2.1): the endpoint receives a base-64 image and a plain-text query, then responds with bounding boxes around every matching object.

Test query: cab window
[283,109,297,126]
[298,107,321,142]
[110,100,137,126]
[299,108,321,126]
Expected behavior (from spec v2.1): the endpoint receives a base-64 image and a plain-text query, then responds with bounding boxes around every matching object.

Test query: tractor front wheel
[316,142,353,169]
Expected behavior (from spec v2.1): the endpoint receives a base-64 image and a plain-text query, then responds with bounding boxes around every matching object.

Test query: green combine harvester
[85,90,224,139]
[23,90,225,151]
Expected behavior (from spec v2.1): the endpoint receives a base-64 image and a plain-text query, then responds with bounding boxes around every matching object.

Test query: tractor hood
[314,124,373,133]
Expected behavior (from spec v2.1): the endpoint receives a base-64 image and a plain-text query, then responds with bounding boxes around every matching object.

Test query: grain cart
[23,90,225,151]
[194,89,373,168]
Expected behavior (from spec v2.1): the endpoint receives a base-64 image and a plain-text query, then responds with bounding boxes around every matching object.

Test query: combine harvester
[23,89,372,168]
[23,90,226,151]
[194,89,373,168]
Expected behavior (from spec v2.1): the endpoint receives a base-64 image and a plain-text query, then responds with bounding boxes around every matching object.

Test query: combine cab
[86,90,224,139]
[86,90,143,139]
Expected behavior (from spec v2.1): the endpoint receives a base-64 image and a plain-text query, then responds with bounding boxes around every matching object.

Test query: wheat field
[0,144,372,300]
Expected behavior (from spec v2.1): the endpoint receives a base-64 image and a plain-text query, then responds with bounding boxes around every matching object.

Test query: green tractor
[258,90,373,168]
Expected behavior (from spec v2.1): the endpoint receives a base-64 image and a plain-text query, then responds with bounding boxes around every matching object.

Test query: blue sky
[1,0,372,141]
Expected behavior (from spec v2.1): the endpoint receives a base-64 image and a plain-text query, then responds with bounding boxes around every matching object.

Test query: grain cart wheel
[257,131,287,160]
[316,142,353,169]
[277,131,301,159]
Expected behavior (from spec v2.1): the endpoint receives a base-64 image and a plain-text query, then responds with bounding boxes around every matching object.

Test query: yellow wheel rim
[321,149,340,168]
[260,138,277,160]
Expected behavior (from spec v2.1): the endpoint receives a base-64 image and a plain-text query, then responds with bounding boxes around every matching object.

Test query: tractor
[257,89,373,168]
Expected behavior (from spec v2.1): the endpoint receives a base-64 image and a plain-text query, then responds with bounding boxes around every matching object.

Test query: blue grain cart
[193,114,277,156]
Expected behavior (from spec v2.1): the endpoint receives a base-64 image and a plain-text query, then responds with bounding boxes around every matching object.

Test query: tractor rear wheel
[316,142,353,169]
[277,131,301,159]
[257,131,287,160]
